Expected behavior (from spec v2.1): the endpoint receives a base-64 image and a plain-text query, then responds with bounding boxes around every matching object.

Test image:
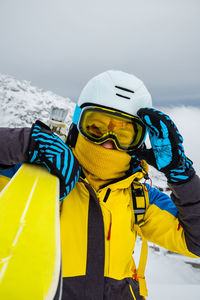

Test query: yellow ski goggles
[76,106,146,151]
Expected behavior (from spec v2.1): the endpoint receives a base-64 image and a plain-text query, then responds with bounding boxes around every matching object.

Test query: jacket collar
[80,163,148,192]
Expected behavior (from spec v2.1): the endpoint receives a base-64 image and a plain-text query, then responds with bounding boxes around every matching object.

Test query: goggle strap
[73,105,82,125]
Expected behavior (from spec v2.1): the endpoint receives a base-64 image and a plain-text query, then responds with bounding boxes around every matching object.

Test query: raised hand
[137,108,195,184]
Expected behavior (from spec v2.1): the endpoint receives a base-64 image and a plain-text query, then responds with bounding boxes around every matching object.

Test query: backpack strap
[131,182,149,298]
[133,224,148,298]
[131,182,147,226]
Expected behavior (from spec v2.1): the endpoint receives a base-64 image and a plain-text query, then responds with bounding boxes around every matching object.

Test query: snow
[148,284,200,300]
[134,241,200,299]
[0,74,75,128]
[1,74,200,299]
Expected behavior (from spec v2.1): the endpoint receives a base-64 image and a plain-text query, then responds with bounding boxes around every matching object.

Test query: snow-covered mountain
[0,74,75,128]
[1,74,200,299]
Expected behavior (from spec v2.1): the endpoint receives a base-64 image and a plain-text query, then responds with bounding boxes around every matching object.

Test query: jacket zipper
[102,188,112,240]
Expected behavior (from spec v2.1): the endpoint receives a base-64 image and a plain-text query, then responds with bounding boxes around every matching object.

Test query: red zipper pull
[107,222,112,240]
[177,223,181,231]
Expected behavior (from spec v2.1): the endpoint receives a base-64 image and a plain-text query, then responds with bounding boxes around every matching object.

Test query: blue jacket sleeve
[146,183,178,218]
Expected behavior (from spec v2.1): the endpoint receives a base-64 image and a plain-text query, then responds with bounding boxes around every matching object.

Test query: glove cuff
[165,156,195,184]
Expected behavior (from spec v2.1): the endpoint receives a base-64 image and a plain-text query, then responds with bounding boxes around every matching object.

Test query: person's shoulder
[145,183,177,217]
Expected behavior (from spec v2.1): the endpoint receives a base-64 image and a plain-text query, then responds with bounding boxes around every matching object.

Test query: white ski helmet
[77,70,152,116]
[68,70,152,148]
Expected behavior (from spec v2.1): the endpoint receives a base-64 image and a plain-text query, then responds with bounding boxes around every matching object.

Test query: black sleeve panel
[169,174,200,256]
[0,127,31,168]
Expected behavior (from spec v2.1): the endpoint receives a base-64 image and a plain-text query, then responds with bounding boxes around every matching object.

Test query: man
[1,70,200,300]
[60,70,200,300]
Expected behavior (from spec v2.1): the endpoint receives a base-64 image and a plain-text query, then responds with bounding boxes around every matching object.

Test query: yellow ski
[0,164,61,300]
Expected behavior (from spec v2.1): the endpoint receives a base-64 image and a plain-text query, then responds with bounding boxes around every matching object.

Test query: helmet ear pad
[66,123,79,148]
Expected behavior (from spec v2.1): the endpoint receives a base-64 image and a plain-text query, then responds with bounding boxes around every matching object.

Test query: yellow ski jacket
[60,168,200,300]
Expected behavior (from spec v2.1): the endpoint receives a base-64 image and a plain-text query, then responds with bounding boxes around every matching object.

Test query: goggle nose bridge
[107,120,116,132]
[95,132,126,151]
[100,131,120,140]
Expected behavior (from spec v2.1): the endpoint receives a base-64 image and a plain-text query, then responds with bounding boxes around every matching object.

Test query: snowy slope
[134,240,200,299]
[1,74,200,299]
[0,74,75,128]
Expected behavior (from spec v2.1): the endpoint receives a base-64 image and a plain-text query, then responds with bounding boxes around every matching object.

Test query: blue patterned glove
[137,108,195,184]
[28,121,81,200]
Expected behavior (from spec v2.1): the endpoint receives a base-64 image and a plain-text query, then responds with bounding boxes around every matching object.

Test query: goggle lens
[78,107,146,151]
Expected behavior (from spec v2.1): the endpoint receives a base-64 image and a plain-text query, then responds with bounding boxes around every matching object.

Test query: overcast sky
[0,0,199,105]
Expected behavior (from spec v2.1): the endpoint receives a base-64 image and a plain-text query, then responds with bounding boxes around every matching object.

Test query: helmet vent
[116,93,130,99]
[115,86,135,93]
[115,86,134,100]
